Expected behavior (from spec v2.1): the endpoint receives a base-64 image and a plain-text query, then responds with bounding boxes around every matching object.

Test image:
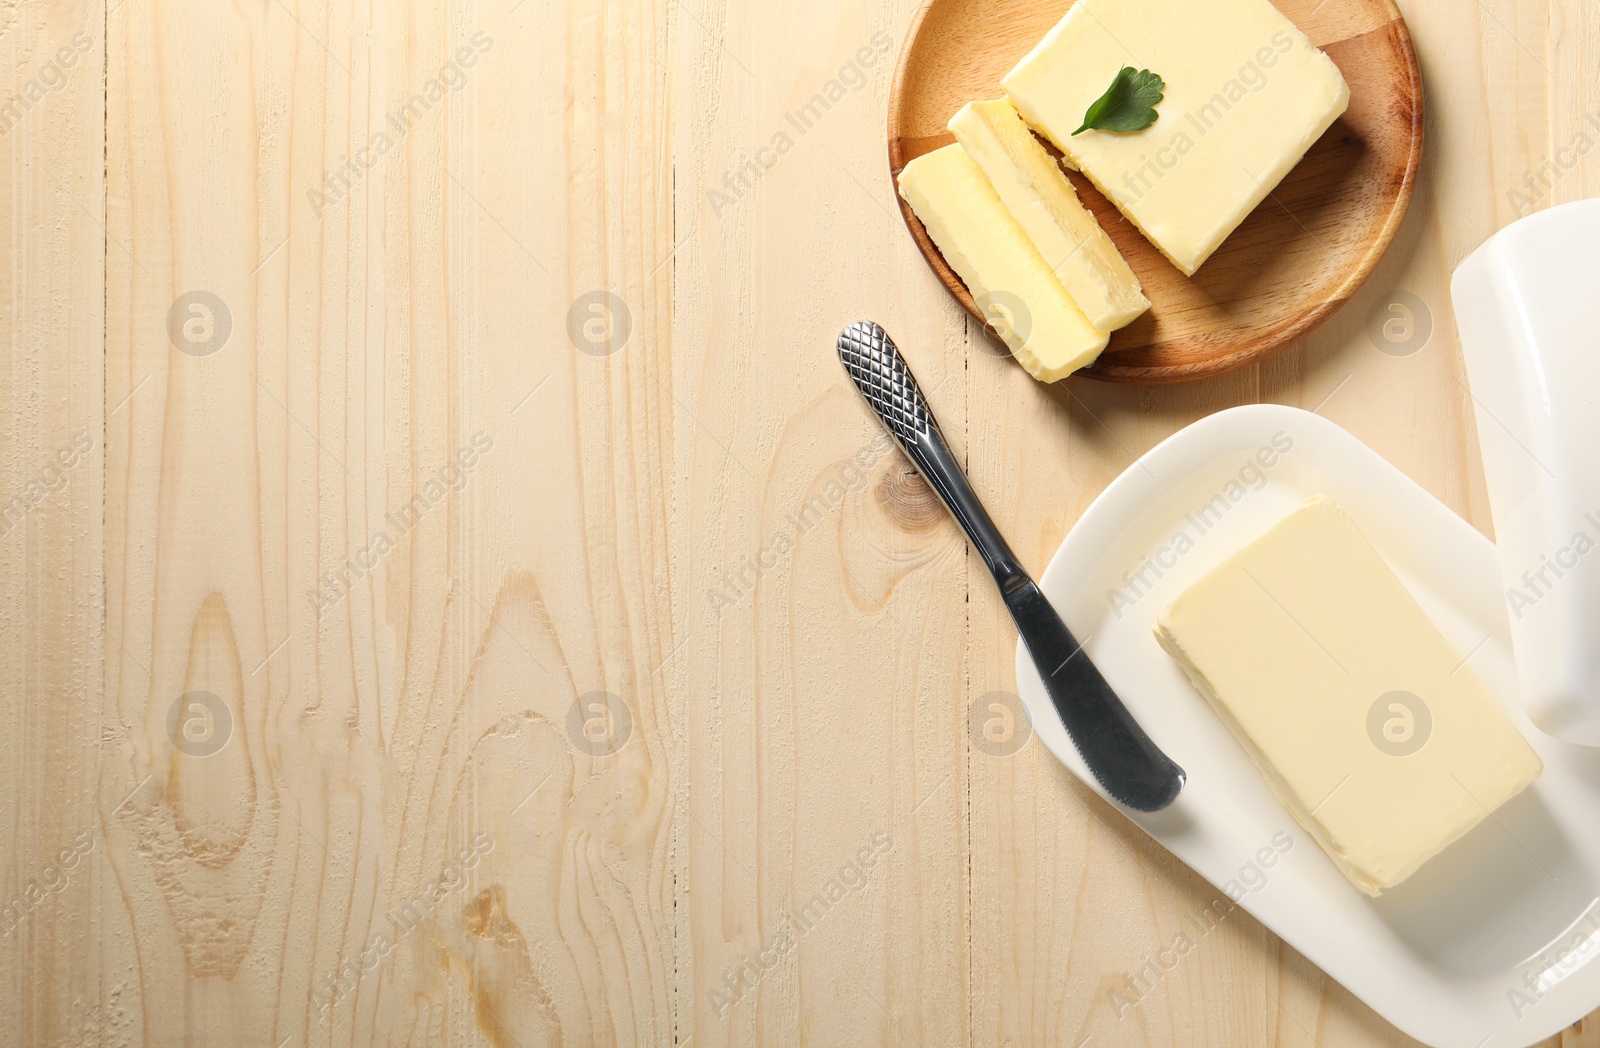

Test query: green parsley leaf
[1072,67,1165,135]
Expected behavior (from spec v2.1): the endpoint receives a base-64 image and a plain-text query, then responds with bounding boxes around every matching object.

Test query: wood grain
[98,0,674,1043]
[1,0,1598,1044]
[0,1,105,1046]
[671,3,971,1044]
[887,0,1424,383]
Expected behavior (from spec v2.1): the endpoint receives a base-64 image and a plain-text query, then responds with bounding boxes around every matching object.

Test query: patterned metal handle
[836,320,1185,812]
[837,320,1029,593]
[837,319,935,446]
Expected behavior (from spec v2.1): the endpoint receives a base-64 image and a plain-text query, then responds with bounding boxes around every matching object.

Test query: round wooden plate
[888,0,1423,384]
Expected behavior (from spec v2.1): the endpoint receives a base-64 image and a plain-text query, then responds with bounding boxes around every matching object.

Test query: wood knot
[874,462,943,530]
[464,884,517,943]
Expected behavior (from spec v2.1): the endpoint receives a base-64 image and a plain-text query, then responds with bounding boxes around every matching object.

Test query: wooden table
[3,0,1599,1044]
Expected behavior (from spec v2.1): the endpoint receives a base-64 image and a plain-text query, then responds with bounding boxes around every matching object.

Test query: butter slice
[1002,0,1349,276]
[897,144,1108,382]
[1156,498,1542,896]
[949,99,1149,331]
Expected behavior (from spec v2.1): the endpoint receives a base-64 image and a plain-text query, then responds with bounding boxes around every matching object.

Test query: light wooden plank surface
[4,0,1600,1044]
[1,1,105,1046]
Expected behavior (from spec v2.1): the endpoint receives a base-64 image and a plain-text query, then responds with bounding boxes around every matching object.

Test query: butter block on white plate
[1155,497,1543,897]
[896,143,1108,381]
[948,99,1149,332]
[1002,0,1349,276]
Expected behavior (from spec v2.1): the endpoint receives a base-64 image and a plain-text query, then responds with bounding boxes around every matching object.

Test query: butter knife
[836,320,1185,812]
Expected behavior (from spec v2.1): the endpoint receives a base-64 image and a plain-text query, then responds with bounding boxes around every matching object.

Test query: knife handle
[836,321,1029,595]
[837,320,1185,812]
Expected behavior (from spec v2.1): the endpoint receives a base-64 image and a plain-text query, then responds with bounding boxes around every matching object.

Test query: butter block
[949,98,1149,331]
[1002,0,1350,276]
[896,144,1108,381]
[1156,497,1543,896]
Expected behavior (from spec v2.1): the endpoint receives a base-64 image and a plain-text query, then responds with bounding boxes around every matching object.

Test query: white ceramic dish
[1015,404,1600,1048]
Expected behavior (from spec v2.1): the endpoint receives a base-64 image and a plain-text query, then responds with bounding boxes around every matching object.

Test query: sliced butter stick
[896,144,1108,382]
[949,99,1148,332]
[1155,497,1543,896]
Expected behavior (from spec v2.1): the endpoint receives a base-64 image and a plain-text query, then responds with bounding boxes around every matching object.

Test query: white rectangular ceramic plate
[1015,404,1600,1048]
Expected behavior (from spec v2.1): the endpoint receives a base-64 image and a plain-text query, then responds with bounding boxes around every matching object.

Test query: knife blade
[837,319,1184,812]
